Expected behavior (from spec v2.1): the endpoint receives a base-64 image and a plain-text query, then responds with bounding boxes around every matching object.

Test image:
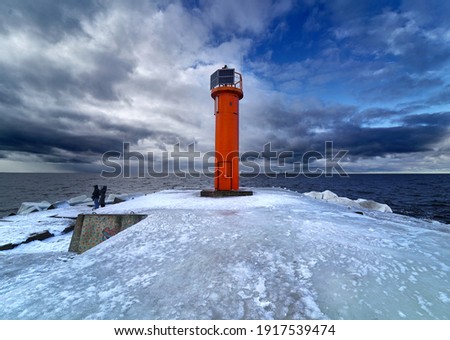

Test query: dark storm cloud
[332,124,443,157]
[0,0,103,42]
[0,45,136,103]
[253,103,449,161]
[0,0,136,103]
[425,85,450,106]
[401,112,450,127]
[0,61,76,101]
[0,1,142,167]
[0,85,23,106]
[0,110,123,155]
[0,0,205,170]
[80,52,137,101]
[0,106,182,163]
[342,114,448,157]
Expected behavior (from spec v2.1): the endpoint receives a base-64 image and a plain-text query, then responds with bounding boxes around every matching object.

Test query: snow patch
[304,190,393,213]
[17,201,52,215]
[67,195,91,206]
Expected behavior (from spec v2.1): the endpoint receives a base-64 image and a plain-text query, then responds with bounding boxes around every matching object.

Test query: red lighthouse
[201,66,253,197]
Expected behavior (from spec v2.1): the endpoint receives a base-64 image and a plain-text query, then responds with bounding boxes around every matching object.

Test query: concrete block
[69,214,147,254]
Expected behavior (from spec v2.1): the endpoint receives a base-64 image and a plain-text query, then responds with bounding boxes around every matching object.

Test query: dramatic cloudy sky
[1,0,449,173]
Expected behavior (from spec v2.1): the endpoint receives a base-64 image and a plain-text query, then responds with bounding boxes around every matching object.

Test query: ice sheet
[0,189,449,320]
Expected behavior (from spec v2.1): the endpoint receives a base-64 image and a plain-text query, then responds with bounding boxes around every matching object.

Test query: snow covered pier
[0,188,449,320]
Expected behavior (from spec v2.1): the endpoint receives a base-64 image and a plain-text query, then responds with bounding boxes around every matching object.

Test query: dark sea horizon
[0,172,449,224]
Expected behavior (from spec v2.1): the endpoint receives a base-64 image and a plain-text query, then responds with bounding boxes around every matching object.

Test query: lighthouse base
[200,189,253,198]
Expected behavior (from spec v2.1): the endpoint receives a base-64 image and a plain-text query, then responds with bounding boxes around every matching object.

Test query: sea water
[0,173,448,224]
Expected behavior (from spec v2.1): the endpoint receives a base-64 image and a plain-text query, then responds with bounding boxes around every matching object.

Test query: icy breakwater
[15,193,134,215]
[0,188,449,320]
[13,190,393,216]
[2,189,393,252]
[0,193,141,251]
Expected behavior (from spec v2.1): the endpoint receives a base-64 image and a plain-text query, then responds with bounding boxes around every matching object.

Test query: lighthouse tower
[201,66,253,197]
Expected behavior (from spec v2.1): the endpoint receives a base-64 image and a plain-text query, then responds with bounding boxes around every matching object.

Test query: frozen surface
[304,190,393,213]
[17,201,53,215]
[0,206,91,246]
[0,188,449,320]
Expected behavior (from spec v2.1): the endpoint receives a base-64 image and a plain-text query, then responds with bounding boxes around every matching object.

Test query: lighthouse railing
[234,71,243,91]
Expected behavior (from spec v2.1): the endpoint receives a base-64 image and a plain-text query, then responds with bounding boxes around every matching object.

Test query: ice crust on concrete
[304,190,393,213]
[17,201,53,215]
[67,195,92,206]
[13,193,145,216]
[0,188,449,320]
